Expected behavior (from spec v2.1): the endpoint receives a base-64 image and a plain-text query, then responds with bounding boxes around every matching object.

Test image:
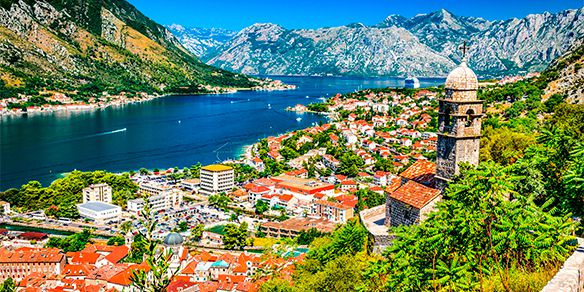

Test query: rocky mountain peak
[173,8,583,78]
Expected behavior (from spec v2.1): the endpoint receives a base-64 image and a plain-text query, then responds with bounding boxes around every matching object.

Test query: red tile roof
[181,260,200,274]
[108,262,149,286]
[245,183,270,193]
[167,280,198,292]
[0,247,64,263]
[390,180,441,209]
[104,245,129,264]
[63,264,95,277]
[82,244,117,253]
[341,180,356,185]
[236,281,258,292]
[399,159,436,186]
[278,194,294,202]
[68,252,100,264]
[315,199,353,210]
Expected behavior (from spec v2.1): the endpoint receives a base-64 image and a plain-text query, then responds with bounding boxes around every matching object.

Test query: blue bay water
[1,76,444,190]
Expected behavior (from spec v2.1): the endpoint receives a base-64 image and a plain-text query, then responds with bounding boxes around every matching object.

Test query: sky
[128,0,584,31]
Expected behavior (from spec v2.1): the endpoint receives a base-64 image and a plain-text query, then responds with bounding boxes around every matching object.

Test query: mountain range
[173,8,583,78]
[165,24,236,58]
[0,0,258,98]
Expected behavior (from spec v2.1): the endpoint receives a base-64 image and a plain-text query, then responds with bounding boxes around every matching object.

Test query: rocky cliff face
[0,0,257,96]
[166,24,235,57]
[543,40,584,103]
[201,8,584,77]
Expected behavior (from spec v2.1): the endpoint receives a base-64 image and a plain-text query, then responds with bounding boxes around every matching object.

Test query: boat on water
[405,76,420,89]
[296,117,302,122]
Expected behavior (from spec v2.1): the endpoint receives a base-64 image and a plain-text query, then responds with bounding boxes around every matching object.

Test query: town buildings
[199,165,235,196]
[0,235,298,292]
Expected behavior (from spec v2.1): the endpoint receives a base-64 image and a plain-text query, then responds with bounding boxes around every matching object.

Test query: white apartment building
[199,165,234,196]
[139,182,170,196]
[127,188,183,213]
[82,183,113,203]
[77,201,121,224]
[0,201,10,215]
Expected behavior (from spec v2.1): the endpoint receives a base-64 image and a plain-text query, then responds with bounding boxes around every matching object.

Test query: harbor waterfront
[1,76,443,190]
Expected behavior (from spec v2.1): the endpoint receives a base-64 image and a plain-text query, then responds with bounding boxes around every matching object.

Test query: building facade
[83,183,113,203]
[77,201,122,223]
[0,248,66,281]
[127,188,183,213]
[312,200,354,223]
[200,165,235,196]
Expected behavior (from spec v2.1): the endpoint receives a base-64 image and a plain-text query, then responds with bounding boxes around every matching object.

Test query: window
[465,109,475,127]
[444,107,452,127]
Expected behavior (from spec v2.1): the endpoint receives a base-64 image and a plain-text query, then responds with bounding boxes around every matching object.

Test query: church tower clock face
[435,44,483,190]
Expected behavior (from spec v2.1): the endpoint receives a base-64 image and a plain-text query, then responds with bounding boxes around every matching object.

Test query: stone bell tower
[435,44,482,191]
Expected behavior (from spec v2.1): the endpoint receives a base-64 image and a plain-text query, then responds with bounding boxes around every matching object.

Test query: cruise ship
[404,76,420,89]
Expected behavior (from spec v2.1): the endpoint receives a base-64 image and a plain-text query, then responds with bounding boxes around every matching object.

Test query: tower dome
[445,61,478,91]
[163,232,184,246]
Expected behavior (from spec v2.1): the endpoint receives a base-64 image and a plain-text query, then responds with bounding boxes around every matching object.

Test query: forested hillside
[0,0,259,101]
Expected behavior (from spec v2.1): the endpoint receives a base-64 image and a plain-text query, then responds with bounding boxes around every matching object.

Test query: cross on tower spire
[459,41,468,61]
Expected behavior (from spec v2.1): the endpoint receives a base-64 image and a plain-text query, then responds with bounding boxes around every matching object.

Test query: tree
[0,277,15,292]
[296,228,325,245]
[45,229,92,252]
[130,202,177,291]
[119,220,133,234]
[307,219,367,266]
[222,222,249,250]
[480,127,536,165]
[208,193,232,210]
[177,221,188,232]
[259,278,295,292]
[107,236,125,246]
[376,162,575,291]
[190,224,204,242]
[255,200,269,215]
[374,158,395,173]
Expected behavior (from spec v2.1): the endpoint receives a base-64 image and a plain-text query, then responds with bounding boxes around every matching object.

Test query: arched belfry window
[444,107,452,127]
[465,109,475,127]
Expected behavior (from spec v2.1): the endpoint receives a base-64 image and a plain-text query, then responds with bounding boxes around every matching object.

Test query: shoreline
[0,82,297,118]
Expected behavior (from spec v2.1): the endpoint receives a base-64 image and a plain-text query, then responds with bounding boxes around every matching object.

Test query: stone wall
[360,205,394,253]
[388,198,420,227]
[541,238,584,292]
[419,196,442,221]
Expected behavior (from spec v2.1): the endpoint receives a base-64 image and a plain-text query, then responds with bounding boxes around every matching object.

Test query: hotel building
[200,165,235,196]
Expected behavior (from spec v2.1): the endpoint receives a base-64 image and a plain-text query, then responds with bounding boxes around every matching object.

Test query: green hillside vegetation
[0,0,259,102]
[0,170,138,218]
